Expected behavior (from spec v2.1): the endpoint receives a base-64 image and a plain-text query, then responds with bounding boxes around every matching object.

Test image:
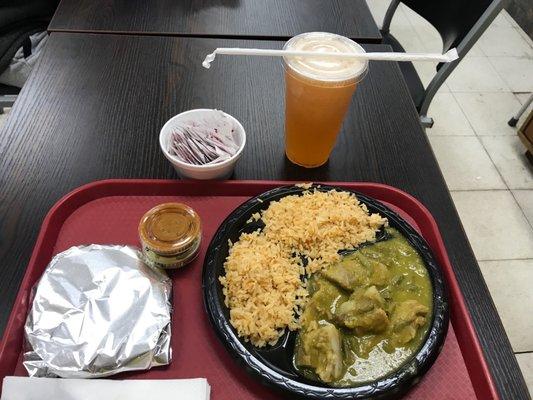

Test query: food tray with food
[0,179,497,400]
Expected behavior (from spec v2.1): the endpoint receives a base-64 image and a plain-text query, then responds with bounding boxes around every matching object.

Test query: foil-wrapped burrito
[23,245,172,378]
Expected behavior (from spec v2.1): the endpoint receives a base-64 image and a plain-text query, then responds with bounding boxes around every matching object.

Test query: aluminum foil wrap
[23,245,172,378]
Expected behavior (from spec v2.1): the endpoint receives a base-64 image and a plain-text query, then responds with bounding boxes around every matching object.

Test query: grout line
[478,135,526,139]
[509,19,533,50]
[445,85,518,93]
[426,134,477,137]
[487,54,533,61]
[477,257,533,262]
[501,10,518,27]
[468,134,518,138]
[515,91,533,98]
[446,90,515,93]
[485,55,532,94]
[443,91,531,134]
[449,91,530,95]
[483,57,514,92]
[476,134,513,191]
[448,91,478,134]
[510,190,533,231]
[514,350,533,355]
[438,130,513,193]
[515,27,533,50]
[450,187,533,234]
[475,136,533,230]
[450,188,511,193]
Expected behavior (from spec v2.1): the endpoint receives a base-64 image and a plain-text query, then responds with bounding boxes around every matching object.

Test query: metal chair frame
[381,0,504,128]
[0,95,16,113]
[508,93,533,127]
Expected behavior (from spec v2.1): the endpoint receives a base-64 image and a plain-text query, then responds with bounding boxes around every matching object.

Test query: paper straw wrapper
[202,48,459,69]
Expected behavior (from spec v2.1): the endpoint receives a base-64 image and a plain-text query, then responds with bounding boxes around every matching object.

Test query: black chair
[0,83,19,113]
[0,0,59,113]
[380,0,504,127]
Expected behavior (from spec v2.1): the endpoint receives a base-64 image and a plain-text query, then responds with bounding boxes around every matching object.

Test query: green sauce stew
[294,228,432,386]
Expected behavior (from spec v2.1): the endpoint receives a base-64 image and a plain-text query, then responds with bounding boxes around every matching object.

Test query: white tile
[391,22,427,53]
[413,61,438,88]
[447,57,510,92]
[479,25,533,58]
[502,10,520,29]
[367,0,417,30]
[513,190,533,228]
[429,136,506,190]
[510,27,533,48]
[438,82,450,93]
[451,191,533,260]
[416,27,443,54]
[380,4,426,52]
[399,4,430,30]
[389,5,413,29]
[410,66,449,92]
[426,93,474,135]
[491,10,513,28]
[489,57,533,92]
[479,260,533,352]
[401,7,443,53]
[481,136,533,189]
[508,22,533,66]
[366,0,392,26]
[464,43,485,58]
[454,92,522,135]
[516,353,533,396]
[398,3,420,24]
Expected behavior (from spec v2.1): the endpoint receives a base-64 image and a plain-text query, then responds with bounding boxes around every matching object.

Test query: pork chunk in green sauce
[294,228,433,386]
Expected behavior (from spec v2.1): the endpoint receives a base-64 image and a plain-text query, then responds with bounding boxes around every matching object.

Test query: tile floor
[0,3,532,394]
[367,1,533,394]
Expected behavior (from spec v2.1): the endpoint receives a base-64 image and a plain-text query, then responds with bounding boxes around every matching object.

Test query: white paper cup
[159,109,246,180]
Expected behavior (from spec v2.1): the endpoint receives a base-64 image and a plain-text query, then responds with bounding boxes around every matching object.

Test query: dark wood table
[0,33,528,399]
[48,0,382,42]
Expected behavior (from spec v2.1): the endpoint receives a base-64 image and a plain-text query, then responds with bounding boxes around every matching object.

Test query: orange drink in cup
[283,32,368,168]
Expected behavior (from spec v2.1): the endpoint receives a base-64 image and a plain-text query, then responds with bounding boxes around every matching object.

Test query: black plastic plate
[202,184,449,399]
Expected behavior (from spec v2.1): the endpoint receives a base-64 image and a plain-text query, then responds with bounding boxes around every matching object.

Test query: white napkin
[1,377,210,400]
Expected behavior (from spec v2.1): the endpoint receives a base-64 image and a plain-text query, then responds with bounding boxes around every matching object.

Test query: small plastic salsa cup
[139,203,202,269]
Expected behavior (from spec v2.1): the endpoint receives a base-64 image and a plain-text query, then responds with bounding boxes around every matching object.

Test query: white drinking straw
[202,47,458,69]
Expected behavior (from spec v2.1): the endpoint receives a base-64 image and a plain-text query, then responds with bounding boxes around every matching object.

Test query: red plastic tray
[0,180,498,399]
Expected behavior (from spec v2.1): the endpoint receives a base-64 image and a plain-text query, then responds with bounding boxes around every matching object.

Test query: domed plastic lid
[283,32,368,83]
[139,203,201,255]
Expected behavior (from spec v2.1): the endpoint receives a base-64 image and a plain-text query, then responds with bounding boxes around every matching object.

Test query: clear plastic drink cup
[283,32,368,168]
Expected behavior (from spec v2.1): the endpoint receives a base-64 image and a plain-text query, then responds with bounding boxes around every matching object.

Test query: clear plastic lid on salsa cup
[139,203,202,269]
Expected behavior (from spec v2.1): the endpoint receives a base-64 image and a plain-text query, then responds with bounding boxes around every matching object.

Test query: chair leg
[0,94,17,110]
[381,0,400,33]
[508,93,533,127]
[508,117,518,127]
[418,0,504,130]
[420,115,434,129]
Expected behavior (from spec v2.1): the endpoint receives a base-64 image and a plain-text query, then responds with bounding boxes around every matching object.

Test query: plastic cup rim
[282,32,369,83]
